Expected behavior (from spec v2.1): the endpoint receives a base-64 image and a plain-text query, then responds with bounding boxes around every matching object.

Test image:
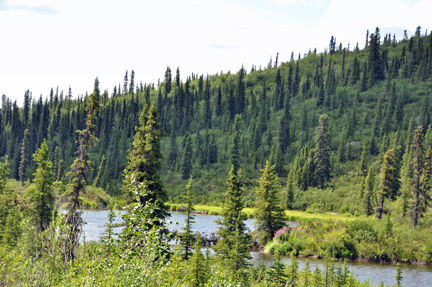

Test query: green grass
[284,209,356,222]
[166,203,354,221]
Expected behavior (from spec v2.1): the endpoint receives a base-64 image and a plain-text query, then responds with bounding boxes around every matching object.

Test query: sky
[1,0,431,105]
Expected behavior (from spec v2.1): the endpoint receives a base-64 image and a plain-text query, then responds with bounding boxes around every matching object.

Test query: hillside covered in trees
[1,26,432,286]
[1,26,432,220]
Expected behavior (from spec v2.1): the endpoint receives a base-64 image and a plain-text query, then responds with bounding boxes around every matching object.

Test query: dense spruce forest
[2,27,432,211]
[0,26,432,286]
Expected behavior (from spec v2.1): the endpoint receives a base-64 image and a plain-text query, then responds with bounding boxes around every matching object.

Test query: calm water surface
[80,210,432,287]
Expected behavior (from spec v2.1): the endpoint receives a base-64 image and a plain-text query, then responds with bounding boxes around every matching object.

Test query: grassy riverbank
[266,216,432,264]
[167,203,432,264]
[166,203,354,222]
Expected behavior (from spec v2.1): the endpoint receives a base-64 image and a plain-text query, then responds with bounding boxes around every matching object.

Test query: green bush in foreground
[267,215,432,263]
[0,237,377,287]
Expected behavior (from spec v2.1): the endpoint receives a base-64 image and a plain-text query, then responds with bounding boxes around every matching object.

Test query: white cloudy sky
[0,0,431,105]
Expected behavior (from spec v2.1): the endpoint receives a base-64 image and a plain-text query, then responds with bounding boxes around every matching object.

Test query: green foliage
[0,157,21,246]
[254,161,286,244]
[120,173,171,261]
[18,129,29,186]
[314,114,331,189]
[267,252,287,285]
[189,235,208,286]
[1,27,432,286]
[180,176,195,260]
[27,140,55,231]
[410,126,429,228]
[376,149,399,219]
[215,165,251,276]
[125,104,168,220]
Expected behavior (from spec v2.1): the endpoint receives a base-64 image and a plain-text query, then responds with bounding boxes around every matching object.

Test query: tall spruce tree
[215,113,251,277]
[236,66,246,115]
[189,234,207,286]
[65,86,100,261]
[125,104,168,221]
[164,67,172,95]
[376,149,398,219]
[278,91,291,153]
[203,78,212,129]
[368,28,385,87]
[254,160,286,245]
[18,129,29,186]
[314,114,331,188]
[411,126,430,228]
[230,115,242,173]
[399,145,412,216]
[121,104,171,260]
[180,176,195,260]
[27,140,54,231]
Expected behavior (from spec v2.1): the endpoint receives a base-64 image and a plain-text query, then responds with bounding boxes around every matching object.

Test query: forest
[0,26,432,286]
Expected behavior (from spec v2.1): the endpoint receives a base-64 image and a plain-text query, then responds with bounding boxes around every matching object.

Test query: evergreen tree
[368,28,385,87]
[376,149,398,219]
[349,57,360,85]
[180,134,192,180]
[236,66,246,115]
[27,140,54,231]
[169,131,178,166]
[123,70,128,95]
[358,143,368,176]
[2,203,20,247]
[363,165,375,216]
[360,62,368,92]
[215,165,251,277]
[189,234,207,287]
[287,253,299,286]
[395,263,403,287]
[399,145,412,216]
[286,167,295,210]
[254,160,286,244]
[215,86,223,117]
[208,134,218,165]
[314,114,331,188]
[120,105,171,261]
[129,70,135,95]
[203,77,212,129]
[180,176,195,260]
[274,69,284,111]
[93,154,105,187]
[64,83,100,261]
[293,61,300,96]
[215,115,250,277]
[411,126,429,228]
[57,159,65,182]
[23,90,31,128]
[268,253,287,285]
[18,129,29,186]
[278,91,291,153]
[164,67,172,95]
[230,115,242,173]
[125,104,168,221]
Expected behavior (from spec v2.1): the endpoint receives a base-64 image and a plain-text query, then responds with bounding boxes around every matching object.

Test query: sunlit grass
[166,203,354,221]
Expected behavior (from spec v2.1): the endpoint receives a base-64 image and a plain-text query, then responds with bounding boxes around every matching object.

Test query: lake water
[80,209,432,287]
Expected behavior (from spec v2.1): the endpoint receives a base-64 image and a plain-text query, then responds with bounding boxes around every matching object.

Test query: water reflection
[251,252,432,287]
[80,209,432,287]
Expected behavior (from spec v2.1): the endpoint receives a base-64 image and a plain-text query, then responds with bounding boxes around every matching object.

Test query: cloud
[207,44,238,50]
[270,0,330,7]
[0,0,57,14]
